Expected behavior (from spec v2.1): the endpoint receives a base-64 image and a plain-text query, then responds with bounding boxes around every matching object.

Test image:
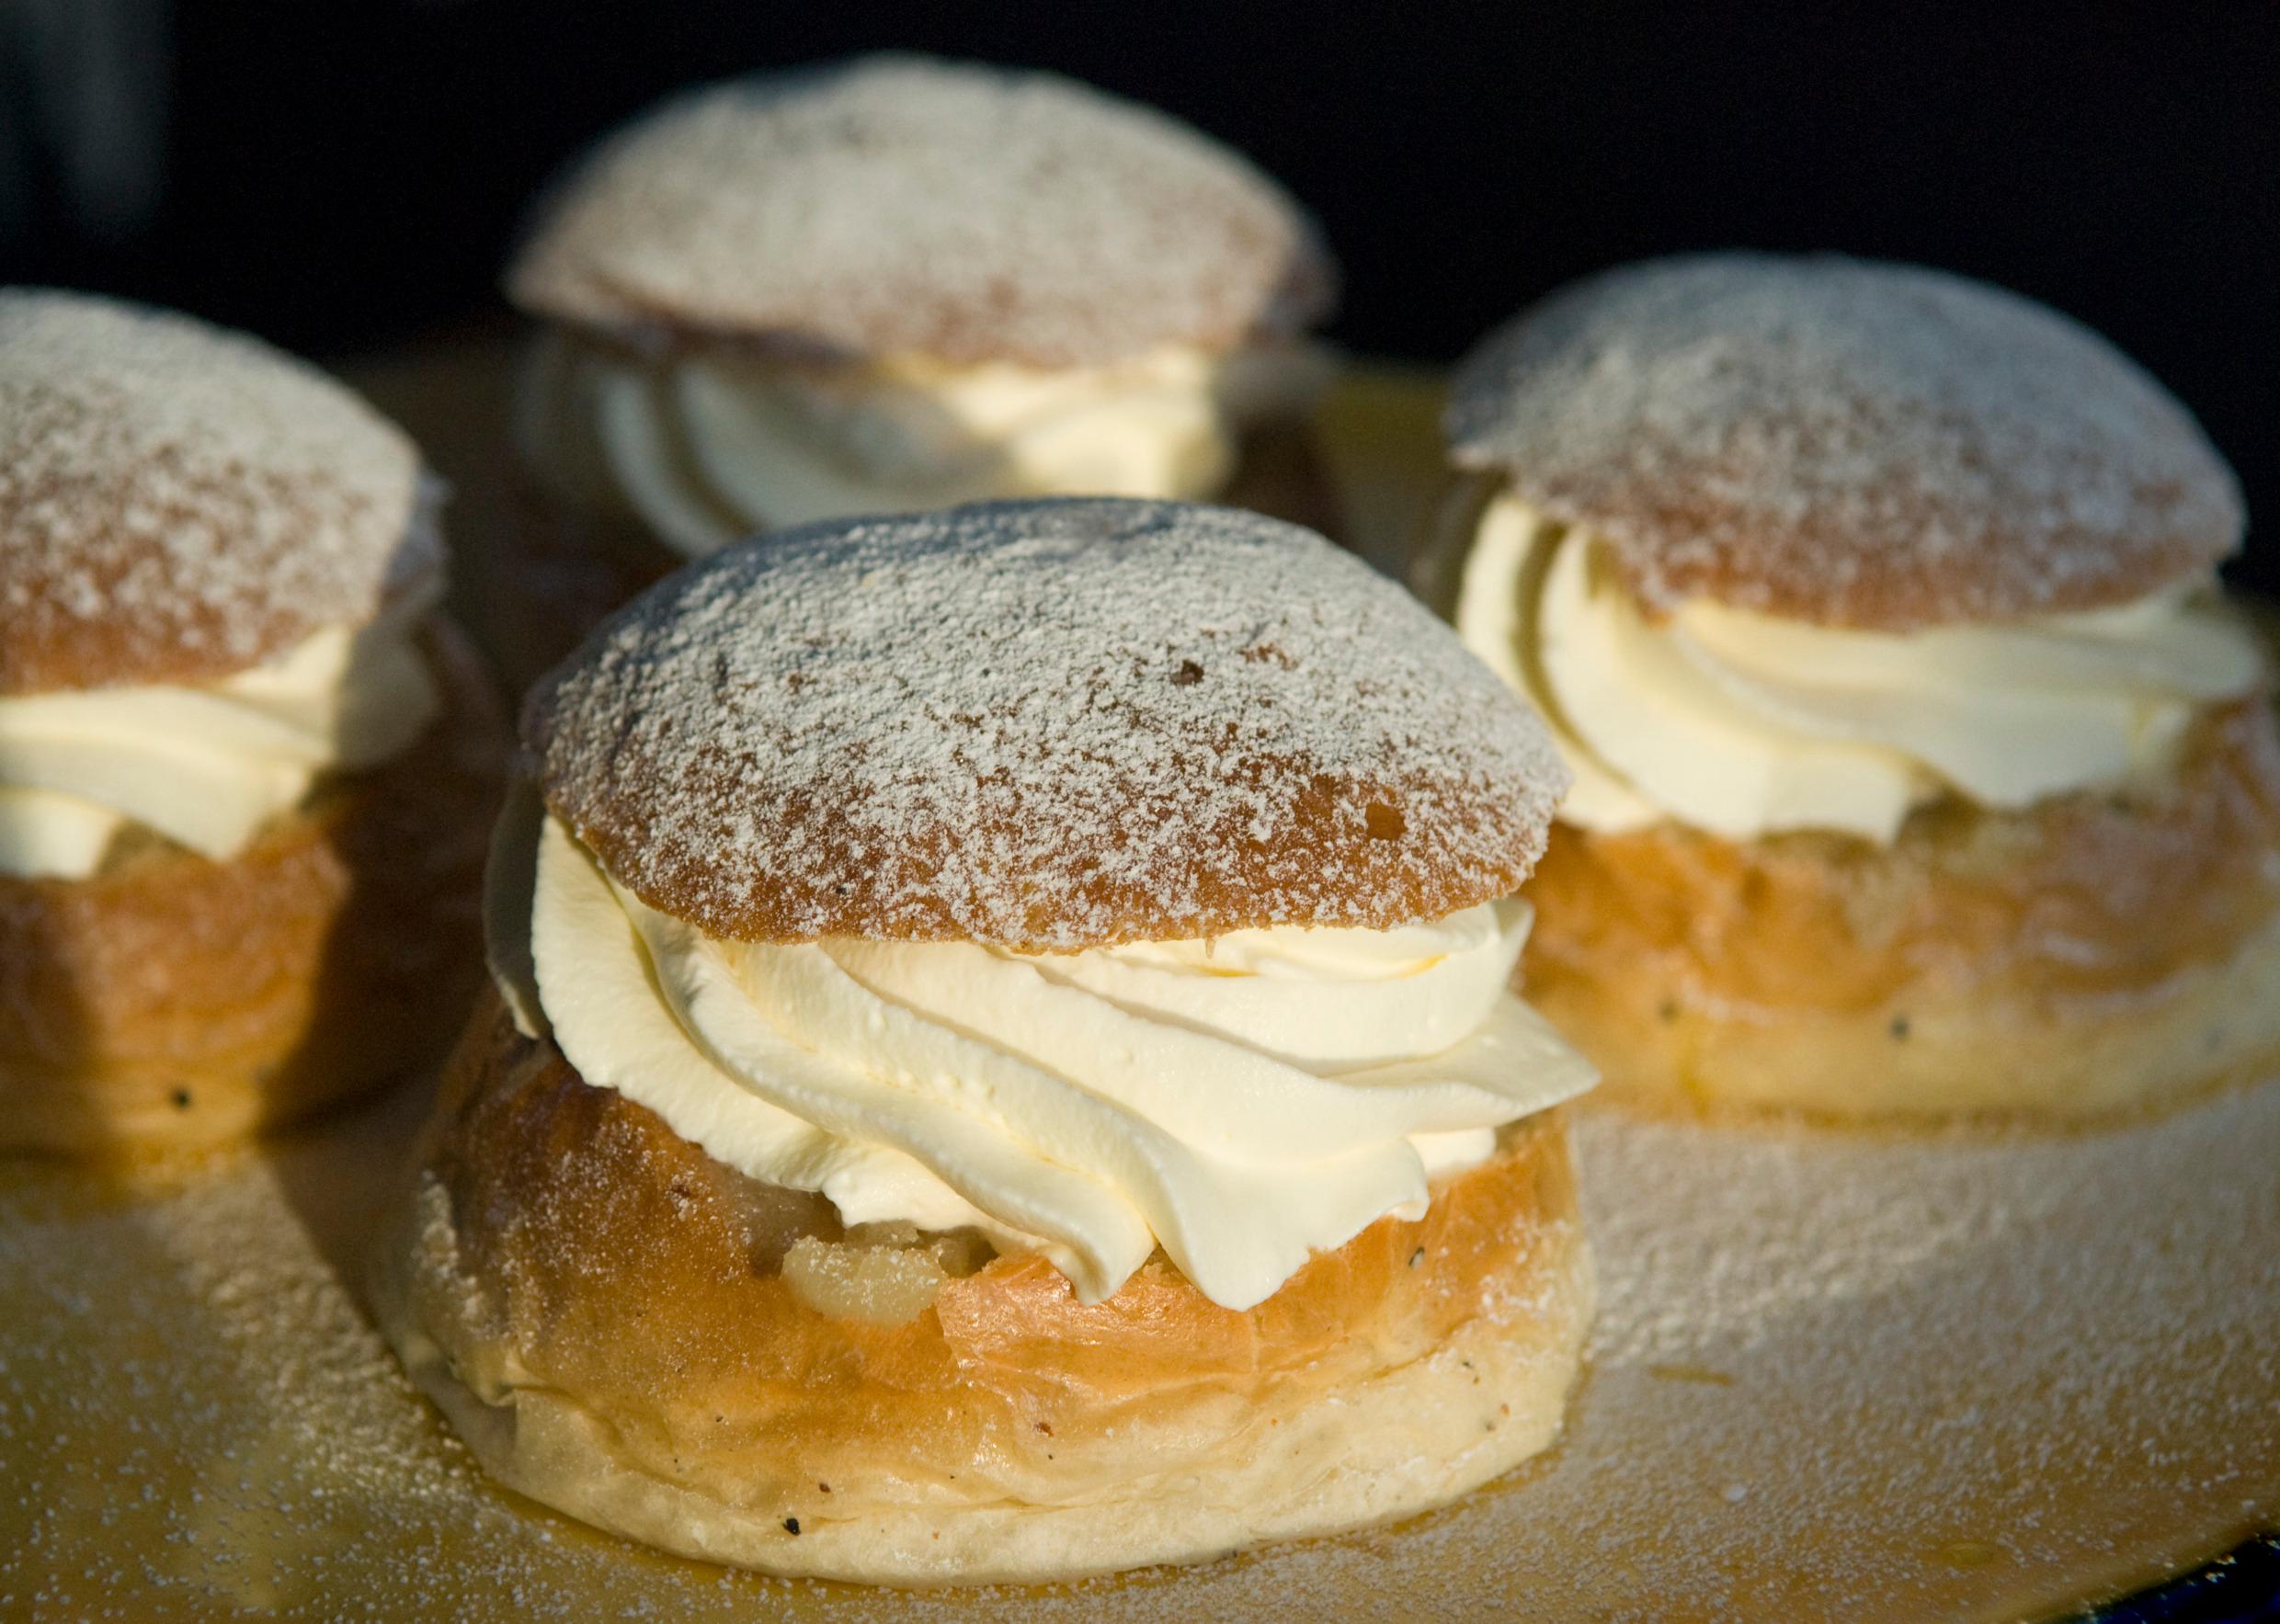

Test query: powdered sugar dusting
[6,1073,2274,1618]
[530,498,1566,949]
[507,54,1336,367]
[0,290,432,694]
[1448,254,2242,631]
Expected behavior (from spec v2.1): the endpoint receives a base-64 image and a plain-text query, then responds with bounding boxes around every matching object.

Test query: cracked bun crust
[370,997,1593,1584]
[507,54,1335,368]
[1447,254,2242,631]
[527,499,1569,951]
[0,289,434,695]
[0,625,507,1153]
[1522,700,2280,1121]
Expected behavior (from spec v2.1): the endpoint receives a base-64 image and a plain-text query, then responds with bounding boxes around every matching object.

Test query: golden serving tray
[1,351,2272,1620]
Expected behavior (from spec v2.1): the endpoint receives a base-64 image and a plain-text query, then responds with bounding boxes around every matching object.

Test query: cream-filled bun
[492,54,1340,685]
[1419,253,2280,1122]
[0,290,507,1153]
[372,499,1596,1583]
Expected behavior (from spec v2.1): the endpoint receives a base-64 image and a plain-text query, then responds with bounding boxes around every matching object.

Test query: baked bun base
[1523,702,2280,1123]
[1533,903,2280,1123]
[0,622,507,1154]
[371,1000,1591,1584]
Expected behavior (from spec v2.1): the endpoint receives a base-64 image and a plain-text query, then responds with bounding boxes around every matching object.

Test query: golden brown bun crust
[485,421,1344,694]
[370,999,1591,1583]
[1524,701,2280,1121]
[0,622,508,1153]
[1446,255,2241,631]
[527,500,1568,951]
[0,290,434,695]
[507,55,1335,368]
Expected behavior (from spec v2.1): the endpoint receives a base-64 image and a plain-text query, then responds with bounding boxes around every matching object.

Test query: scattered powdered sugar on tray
[507,53,1335,367]
[4,1076,2274,1620]
[530,499,1568,949]
[0,290,431,694]
[1446,254,2242,631]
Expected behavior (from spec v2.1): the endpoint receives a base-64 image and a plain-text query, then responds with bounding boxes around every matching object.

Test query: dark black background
[7,2,2275,590]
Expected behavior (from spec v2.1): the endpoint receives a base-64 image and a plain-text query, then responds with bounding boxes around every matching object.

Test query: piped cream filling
[516,334,1329,559]
[0,582,443,880]
[495,800,1595,1312]
[1454,494,2265,843]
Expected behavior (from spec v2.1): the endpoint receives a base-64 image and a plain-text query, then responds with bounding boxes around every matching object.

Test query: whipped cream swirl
[516,334,1328,560]
[500,802,1593,1311]
[0,582,443,880]
[1454,494,2266,843]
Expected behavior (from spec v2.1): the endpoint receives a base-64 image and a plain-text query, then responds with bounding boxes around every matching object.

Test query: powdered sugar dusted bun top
[1447,254,2243,631]
[0,289,434,695]
[507,54,1336,368]
[529,498,1566,949]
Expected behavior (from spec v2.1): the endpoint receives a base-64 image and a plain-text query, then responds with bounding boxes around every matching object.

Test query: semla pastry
[373,498,1596,1583]
[1419,253,2280,1121]
[0,290,505,1153]
[496,54,1339,682]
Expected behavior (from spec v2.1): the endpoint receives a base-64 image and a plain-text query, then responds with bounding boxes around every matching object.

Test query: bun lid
[1447,253,2242,631]
[507,53,1337,369]
[0,289,433,696]
[528,498,1565,952]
